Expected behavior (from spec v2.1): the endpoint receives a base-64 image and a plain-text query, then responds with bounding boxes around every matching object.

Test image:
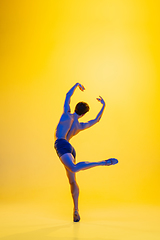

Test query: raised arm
[95,96,106,121]
[63,83,85,113]
[80,96,106,130]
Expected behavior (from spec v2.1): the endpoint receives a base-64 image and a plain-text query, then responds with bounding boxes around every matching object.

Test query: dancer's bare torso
[55,112,82,141]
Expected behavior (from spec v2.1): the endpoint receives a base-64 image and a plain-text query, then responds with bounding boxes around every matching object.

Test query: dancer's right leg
[60,153,106,173]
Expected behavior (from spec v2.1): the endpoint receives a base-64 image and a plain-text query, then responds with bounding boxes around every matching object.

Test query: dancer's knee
[69,165,78,173]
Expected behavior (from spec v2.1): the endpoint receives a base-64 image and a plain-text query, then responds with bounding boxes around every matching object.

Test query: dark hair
[75,102,89,116]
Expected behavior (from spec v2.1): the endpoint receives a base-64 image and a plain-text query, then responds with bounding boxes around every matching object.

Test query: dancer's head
[75,102,89,116]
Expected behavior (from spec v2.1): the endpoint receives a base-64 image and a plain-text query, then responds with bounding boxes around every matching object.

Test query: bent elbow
[96,117,101,122]
[66,91,72,98]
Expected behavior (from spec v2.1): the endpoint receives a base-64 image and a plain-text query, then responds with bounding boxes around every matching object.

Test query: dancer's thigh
[60,153,75,172]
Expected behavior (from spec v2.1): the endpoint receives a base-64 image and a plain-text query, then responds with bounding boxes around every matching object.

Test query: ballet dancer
[54,83,118,222]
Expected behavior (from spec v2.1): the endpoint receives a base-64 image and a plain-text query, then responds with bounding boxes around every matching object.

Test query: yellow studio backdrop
[0,0,160,218]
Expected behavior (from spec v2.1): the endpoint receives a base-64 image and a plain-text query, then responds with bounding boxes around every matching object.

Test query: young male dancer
[54,83,118,222]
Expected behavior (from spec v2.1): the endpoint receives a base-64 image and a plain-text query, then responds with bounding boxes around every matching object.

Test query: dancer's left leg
[65,167,80,222]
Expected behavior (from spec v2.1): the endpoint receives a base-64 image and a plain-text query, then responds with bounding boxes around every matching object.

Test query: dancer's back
[55,111,82,141]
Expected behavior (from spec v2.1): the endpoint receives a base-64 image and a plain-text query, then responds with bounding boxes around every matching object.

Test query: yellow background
[0,0,160,219]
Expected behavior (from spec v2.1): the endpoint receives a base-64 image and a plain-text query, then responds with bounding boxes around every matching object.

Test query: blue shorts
[54,139,76,159]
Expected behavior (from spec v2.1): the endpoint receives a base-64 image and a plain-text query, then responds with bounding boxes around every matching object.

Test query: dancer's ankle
[74,208,79,212]
[100,161,106,166]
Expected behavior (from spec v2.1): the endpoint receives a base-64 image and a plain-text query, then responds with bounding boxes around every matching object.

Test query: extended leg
[60,153,106,173]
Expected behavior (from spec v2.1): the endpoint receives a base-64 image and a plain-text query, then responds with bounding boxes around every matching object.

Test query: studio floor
[0,203,160,240]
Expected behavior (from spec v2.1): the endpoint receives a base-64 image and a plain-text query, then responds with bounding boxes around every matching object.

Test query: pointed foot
[105,158,118,166]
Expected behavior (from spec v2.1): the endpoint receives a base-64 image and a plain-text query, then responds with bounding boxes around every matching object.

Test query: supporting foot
[73,210,80,222]
[105,158,118,166]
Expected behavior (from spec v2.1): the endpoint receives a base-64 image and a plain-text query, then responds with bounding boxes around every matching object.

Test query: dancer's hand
[96,96,105,105]
[78,83,85,91]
